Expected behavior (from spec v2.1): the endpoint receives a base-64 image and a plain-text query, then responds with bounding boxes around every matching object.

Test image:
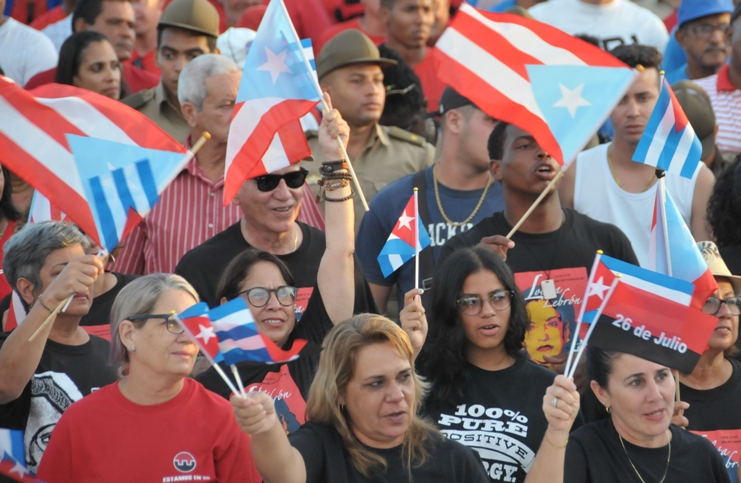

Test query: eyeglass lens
[243,287,297,307]
[704,296,741,316]
[255,170,308,192]
[458,291,512,315]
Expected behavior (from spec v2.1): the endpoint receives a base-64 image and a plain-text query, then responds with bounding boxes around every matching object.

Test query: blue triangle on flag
[527,65,635,163]
[66,135,187,192]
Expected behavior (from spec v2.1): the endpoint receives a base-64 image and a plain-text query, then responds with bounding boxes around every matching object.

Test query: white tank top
[574,143,700,268]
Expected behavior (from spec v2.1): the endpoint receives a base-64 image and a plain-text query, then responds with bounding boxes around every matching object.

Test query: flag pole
[413,188,420,290]
[231,364,248,398]
[506,168,565,239]
[566,276,620,379]
[564,250,603,376]
[277,0,369,212]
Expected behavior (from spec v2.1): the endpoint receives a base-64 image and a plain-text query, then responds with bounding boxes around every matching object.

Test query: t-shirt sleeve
[36,405,74,482]
[288,426,327,483]
[455,445,490,482]
[563,439,590,483]
[295,286,334,344]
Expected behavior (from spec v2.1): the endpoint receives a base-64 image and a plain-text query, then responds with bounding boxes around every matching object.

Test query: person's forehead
[335,63,383,78]
[685,12,731,27]
[100,0,134,17]
[160,27,210,49]
[504,124,533,145]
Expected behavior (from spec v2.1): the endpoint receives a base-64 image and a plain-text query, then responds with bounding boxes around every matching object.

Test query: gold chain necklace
[607,145,655,192]
[618,433,671,483]
[433,165,492,227]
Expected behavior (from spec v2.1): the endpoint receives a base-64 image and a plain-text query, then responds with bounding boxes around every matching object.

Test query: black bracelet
[37,295,54,312]
[319,162,349,176]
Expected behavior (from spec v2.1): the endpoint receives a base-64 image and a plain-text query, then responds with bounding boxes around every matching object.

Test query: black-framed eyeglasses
[254,168,309,192]
[703,296,741,316]
[457,290,514,316]
[128,313,184,334]
[684,23,730,39]
[237,286,298,307]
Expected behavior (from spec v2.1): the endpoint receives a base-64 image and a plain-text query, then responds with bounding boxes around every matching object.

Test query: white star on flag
[397,210,414,230]
[196,324,216,345]
[552,83,591,118]
[587,276,611,300]
[10,462,28,477]
[256,47,292,83]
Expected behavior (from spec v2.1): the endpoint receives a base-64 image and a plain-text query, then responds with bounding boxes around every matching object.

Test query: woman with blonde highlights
[231,314,489,482]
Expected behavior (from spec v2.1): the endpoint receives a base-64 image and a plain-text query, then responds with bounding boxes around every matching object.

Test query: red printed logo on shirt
[173,452,196,473]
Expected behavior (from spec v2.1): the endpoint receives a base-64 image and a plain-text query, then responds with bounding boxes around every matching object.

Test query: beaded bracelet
[323,190,355,202]
[36,295,54,313]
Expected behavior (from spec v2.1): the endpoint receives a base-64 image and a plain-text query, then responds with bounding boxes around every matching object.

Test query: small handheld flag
[377,193,431,278]
[632,78,702,179]
[175,303,224,365]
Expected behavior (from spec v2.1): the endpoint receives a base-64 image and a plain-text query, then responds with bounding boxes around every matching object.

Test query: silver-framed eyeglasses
[684,23,730,39]
[457,290,514,316]
[703,296,741,316]
[128,313,184,334]
[237,286,298,308]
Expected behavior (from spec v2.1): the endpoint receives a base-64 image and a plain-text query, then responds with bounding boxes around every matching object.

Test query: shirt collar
[182,134,225,187]
[155,82,180,112]
[717,64,735,92]
[370,123,390,149]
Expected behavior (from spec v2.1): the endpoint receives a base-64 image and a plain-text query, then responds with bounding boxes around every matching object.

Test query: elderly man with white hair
[113,53,244,275]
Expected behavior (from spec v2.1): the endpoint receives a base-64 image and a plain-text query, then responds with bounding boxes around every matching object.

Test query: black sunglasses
[254,168,309,192]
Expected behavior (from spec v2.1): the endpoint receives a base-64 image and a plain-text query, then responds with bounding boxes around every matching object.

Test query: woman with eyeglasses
[195,105,355,432]
[400,246,583,482]
[37,274,261,482]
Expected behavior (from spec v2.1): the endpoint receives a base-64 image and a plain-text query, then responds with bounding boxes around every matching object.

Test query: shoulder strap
[413,169,434,291]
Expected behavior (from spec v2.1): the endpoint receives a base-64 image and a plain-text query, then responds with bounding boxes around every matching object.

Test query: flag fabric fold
[632,78,702,178]
[0,79,190,251]
[377,194,431,278]
[223,0,321,203]
[208,297,307,366]
[434,5,635,165]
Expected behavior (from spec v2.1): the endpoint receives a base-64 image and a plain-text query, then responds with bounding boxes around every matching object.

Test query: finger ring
[552,397,559,408]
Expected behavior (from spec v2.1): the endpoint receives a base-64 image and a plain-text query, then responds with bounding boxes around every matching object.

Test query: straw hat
[697,241,741,293]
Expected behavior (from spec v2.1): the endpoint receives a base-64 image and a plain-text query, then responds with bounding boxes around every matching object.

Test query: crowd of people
[2,0,741,481]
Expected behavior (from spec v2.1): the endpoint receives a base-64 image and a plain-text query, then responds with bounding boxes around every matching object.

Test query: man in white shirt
[529,0,670,53]
[0,0,57,86]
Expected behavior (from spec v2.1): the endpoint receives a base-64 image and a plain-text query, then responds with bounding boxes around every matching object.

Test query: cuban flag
[224,0,321,203]
[0,452,44,482]
[174,302,225,365]
[0,79,190,252]
[377,194,431,278]
[435,5,635,165]
[0,431,24,472]
[632,78,702,178]
[648,186,717,308]
[209,298,307,366]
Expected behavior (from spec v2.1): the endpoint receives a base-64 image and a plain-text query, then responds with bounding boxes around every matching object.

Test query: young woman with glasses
[195,105,355,431]
[399,246,582,482]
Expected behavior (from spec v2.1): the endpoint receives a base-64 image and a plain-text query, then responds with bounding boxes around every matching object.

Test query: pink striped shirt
[695,65,741,155]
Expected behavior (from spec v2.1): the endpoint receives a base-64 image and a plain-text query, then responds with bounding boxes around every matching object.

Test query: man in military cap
[123,0,219,142]
[305,28,435,232]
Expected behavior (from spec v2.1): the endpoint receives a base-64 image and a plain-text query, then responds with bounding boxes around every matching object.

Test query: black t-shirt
[197,286,331,400]
[565,418,731,483]
[681,358,741,432]
[175,221,377,313]
[719,245,741,279]
[288,422,490,483]
[422,358,583,482]
[0,334,118,471]
[437,209,638,272]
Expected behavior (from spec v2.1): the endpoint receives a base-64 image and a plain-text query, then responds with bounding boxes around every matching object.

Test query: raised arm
[316,94,355,325]
[231,392,307,483]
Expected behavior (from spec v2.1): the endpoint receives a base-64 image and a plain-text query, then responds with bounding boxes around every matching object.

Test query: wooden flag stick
[231,364,247,398]
[506,169,564,239]
[191,131,211,154]
[413,188,420,290]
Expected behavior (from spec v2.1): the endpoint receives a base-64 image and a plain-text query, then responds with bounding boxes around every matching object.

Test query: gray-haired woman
[38,274,261,483]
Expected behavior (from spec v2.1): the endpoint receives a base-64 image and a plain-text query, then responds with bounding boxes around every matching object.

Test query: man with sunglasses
[304,29,435,233]
[666,0,733,85]
[176,102,378,315]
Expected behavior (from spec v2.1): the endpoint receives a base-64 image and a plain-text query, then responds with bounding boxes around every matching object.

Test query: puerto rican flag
[223,0,321,203]
[209,297,307,366]
[435,5,636,165]
[0,79,190,252]
[0,452,44,482]
[174,302,225,365]
[377,194,431,278]
[648,185,717,308]
[632,78,702,178]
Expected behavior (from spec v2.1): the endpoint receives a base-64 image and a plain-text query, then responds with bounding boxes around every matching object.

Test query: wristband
[37,295,54,313]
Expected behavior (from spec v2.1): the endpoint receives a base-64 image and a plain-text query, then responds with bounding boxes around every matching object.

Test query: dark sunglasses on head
[254,168,309,192]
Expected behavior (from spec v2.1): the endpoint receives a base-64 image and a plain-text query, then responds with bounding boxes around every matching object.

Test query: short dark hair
[215,248,296,303]
[708,158,741,247]
[72,0,131,32]
[586,345,621,389]
[378,45,426,129]
[56,31,111,85]
[609,44,662,70]
[156,25,217,53]
[0,166,20,223]
[422,247,528,403]
[487,121,510,160]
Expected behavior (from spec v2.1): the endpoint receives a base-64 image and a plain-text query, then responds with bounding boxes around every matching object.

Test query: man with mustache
[666,0,733,84]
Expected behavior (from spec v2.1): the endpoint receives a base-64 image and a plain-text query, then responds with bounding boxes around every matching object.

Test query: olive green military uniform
[122,83,190,144]
[304,124,435,231]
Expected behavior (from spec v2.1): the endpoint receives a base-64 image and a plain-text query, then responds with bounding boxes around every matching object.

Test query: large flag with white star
[435,5,636,165]
[223,0,321,203]
[377,194,431,278]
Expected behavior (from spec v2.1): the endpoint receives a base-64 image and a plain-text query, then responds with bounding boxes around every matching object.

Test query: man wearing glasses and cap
[304,29,435,233]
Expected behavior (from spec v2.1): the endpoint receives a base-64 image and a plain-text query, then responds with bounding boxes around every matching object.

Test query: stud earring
[129,345,136,352]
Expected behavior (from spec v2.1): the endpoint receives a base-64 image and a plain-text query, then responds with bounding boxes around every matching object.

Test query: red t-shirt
[29,5,65,30]
[37,378,261,482]
[315,17,384,53]
[412,46,445,113]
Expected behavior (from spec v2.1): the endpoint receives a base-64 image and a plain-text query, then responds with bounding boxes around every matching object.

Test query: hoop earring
[605,405,611,414]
